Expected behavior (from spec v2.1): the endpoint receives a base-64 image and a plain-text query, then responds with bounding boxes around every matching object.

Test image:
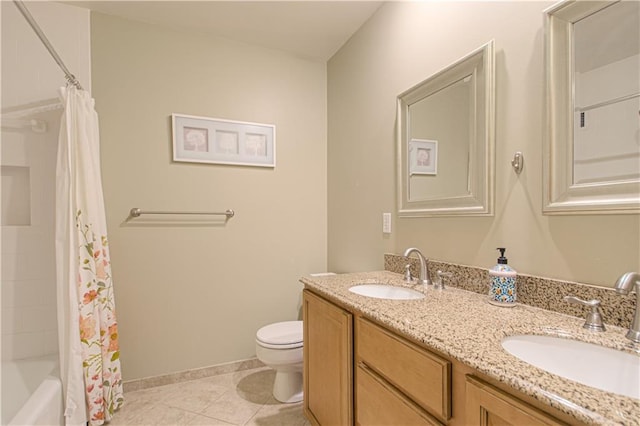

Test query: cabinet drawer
[356,364,442,426]
[356,317,451,421]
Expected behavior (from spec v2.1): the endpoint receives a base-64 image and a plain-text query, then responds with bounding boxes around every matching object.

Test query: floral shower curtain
[55,85,124,425]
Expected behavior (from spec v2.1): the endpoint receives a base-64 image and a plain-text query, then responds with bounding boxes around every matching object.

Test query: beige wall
[328,2,640,287]
[92,13,327,380]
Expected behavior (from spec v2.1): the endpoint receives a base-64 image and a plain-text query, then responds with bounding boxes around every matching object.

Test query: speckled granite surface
[384,254,636,329]
[301,271,640,426]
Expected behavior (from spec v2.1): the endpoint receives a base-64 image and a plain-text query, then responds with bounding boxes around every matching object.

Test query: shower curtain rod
[13,0,83,90]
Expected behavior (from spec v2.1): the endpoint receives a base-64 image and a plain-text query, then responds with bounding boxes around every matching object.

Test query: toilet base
[273,370,303,403]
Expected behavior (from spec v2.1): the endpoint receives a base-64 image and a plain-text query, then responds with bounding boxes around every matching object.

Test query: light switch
[382,212,391,233]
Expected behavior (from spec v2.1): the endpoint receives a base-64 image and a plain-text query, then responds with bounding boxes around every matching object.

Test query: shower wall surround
[1,111,59,361]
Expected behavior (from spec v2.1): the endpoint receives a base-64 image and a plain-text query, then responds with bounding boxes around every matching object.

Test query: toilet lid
[256,321,303,347]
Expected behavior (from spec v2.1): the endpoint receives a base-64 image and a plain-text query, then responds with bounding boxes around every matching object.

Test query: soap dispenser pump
[488,247,517,307]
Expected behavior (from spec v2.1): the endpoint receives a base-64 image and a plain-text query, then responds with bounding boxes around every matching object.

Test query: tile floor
[109,367,310,425]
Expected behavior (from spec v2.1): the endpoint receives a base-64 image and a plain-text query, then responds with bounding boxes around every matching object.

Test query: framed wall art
[409,139,438,175]
[172,113,275,167]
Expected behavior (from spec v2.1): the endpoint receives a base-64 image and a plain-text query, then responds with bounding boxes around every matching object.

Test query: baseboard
[123,357,265,392]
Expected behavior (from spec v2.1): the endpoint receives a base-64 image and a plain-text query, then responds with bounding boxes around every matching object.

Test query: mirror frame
[397,40,495,217]
[543,0,640,214]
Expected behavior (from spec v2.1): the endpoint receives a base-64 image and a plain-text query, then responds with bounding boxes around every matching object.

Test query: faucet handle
[434,270,452,290]
[564,296,606,332]
[403,264,413,283]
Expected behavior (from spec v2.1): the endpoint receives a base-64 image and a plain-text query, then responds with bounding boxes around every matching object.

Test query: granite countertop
[301,271,640,426]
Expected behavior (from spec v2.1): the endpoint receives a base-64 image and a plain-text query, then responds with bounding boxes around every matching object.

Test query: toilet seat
[256,321,303,349]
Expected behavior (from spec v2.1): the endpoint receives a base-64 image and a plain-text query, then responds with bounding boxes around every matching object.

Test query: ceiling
[64,1,384,61]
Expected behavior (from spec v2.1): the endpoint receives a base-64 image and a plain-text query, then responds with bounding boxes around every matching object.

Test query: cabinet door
[356,364,442,426]
[303,290,353,426]
[465,376,567,426]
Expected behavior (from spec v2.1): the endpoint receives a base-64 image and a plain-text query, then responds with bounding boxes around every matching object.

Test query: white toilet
[255,320,304,403]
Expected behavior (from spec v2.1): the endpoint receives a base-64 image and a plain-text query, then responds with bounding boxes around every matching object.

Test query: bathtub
[1,354,64,425]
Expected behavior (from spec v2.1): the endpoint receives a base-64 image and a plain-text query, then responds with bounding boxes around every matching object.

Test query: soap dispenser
[488,248,517,307]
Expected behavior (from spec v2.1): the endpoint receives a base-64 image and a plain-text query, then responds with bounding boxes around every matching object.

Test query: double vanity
[301,271,640,426]
[304,1,640,422]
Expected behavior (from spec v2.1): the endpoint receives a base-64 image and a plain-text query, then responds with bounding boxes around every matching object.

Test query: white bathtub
[1,354,64,426]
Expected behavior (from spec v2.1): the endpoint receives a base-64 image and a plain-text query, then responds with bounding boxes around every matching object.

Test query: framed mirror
[543,0,640,214]
[397,40,495,217]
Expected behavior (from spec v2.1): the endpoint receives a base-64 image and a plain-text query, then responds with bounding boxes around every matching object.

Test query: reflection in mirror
[397,40,494,217]
[408,76,471,201]
[544,0,640,214]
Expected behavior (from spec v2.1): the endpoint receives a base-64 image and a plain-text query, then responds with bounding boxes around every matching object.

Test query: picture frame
[409,139,438,175]
[172,113,275,167]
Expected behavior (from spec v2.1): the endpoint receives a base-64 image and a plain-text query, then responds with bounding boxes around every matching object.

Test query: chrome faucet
[614,272,640,343]
[403,247,431,285]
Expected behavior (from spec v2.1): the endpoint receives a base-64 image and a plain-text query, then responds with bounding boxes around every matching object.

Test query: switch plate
[382,212,391,233]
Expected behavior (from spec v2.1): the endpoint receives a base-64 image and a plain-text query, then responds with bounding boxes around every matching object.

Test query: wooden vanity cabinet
[356,363,442,425]
[356,317,451,425]
[303,290,353,426]
[303,289,580,426]
[465,375,568,426]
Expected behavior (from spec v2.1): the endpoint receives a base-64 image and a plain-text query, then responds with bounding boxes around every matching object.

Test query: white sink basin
[502,335,640,399]
[348,284,425,300]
